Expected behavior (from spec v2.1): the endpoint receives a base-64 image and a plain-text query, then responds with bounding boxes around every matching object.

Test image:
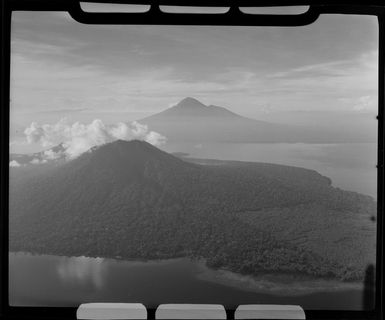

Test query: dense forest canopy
[9,140,376,281]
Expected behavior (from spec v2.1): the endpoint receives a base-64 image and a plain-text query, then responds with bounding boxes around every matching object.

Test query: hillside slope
[9,140,376,280]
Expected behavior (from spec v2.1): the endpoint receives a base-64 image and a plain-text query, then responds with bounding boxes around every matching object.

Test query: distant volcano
[144,97,246,119]
[140,97,372,143]
[10,140,376,281]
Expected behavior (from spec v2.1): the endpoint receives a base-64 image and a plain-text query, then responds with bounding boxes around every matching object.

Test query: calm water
[163,142,377,198]
[10,252,367,310]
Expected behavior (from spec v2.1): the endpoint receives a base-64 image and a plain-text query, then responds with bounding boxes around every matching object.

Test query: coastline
[194,261,363,296]
[10,251,364,297]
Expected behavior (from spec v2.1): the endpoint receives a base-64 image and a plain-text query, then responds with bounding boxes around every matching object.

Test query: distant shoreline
[195,262,363,296]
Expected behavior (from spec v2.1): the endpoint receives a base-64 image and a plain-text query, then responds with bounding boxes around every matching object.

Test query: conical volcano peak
[72,139,194,177]
[143,97,245,120]
[105,139,153,149]
[85,139,166,161]
[174,97,207,109]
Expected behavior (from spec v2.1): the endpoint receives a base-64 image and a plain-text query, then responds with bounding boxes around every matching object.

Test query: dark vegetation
[9,140,376,281]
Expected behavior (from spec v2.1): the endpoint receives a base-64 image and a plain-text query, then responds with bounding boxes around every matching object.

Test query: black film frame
[1,1,384,319]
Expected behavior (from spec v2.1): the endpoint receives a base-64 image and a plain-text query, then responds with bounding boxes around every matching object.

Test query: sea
[9,253,367,309]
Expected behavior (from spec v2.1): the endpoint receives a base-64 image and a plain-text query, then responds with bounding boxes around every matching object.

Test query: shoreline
[195,263,363,296]
[9,251,187,266]
[10,251,363,296]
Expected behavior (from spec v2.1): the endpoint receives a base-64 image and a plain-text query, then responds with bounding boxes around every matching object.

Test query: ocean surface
[163,142,377,198]
[9,252,368,310]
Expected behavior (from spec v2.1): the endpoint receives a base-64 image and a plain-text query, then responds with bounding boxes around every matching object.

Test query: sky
[9,10,379,153]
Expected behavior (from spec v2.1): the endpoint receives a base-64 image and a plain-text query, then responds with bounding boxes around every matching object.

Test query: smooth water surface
[10,252,367,310]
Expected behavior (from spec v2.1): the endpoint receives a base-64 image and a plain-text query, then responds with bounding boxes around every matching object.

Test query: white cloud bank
[9,160,21,167]
[24,118,166,160]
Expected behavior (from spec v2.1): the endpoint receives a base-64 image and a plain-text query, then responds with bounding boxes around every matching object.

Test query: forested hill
[9,140,376,281]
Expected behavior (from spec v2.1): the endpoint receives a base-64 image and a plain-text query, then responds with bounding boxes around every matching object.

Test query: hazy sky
[10,11,378,152]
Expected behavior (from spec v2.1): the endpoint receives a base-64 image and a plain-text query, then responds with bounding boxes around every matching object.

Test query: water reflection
[363,264,375,310]
[56,256,106,289]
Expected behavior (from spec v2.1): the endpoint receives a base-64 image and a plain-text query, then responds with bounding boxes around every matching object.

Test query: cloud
[24,118,167,159]
[10,12,378,133]
[353,95,377,113]
[34,108,88,115]
[30,158,47,165]
[43,149,63,160]
[9,160,21,167]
